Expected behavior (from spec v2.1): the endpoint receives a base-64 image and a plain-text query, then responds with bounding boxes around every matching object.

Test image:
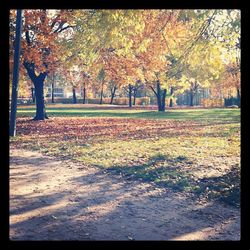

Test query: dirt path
[10,149,240,241]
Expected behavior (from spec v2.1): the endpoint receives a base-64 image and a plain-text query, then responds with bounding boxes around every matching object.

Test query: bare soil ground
[10,148,240,241]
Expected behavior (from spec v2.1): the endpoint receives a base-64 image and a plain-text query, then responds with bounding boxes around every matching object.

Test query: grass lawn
[17,104,240,122]
[11,104,240,207]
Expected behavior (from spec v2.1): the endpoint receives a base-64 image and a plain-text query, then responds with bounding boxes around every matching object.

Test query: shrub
[135,97,150,105]
[113,98,129,105]
[200,98,224,107]
[224,97,240,107]
[44,97,151,105]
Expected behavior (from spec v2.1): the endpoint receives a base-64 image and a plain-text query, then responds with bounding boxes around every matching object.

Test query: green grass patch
[17,105,240,122]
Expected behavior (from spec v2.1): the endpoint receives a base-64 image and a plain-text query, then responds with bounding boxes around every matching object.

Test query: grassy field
[17,104,240,121]
[11,104,240,207]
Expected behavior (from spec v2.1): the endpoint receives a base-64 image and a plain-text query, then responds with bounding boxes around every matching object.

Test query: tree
[133,10,183,111]
[132,80,144,105]
[10,9,76,120]
[81,71,91,104]
[203,10,240,103]
[175,45,224,106]
[96,68,105,104]
[66,66,81,104]
[108,80,118,104]
[12,9,240,116]
[225,62,240,100]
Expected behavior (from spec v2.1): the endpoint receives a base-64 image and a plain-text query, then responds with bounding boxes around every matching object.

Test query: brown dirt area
[10,148,240,241]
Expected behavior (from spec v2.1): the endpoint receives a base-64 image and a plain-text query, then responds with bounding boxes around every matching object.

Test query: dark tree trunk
[190,82,199,106]
[128,84,132,108]
[72,88,77,104]
[9,9,22,136]
[110,86,117,104]
[51,76,55,103]
[169,87,174,107]
[100,81,104,104]
[190,90,194,106]
[133,88,137,106]
[156,81,161,111]
[157,80,167,111]
[24,61,48,120]
[161,89,167,112]
[237,88,240,99]
[237,88,240,107]
[110,93,114,104]
[33,77,48,120]
[151,80,167,112]
[82,86,86,104]
[169,99,173,107]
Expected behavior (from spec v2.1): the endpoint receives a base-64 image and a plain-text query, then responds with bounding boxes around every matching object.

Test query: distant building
[45,87,64,98]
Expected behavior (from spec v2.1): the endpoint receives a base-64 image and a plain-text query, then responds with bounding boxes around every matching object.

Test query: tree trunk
[100,81,104,104]
[133,89,137,106]
[190,90,194,106]
[72,87,77,104]
[152,80,167,112]
[156,81,161,111]
[33,78,48,120]
[236,88,240,99]
[161,89,167,112]
[128,84,132,108]
[110,92,114,104]
[23,61,48,120]
[110,86,117,104]
[169,99,173,107]
[237,88,240,107]
[51,77,55,103]
[83,86,86,104]
[169,87,174,107]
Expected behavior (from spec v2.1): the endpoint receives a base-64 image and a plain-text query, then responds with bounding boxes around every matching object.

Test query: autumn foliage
[9,10,240,118]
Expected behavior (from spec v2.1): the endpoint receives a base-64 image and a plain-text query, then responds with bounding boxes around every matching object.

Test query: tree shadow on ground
[104,154,193,192]
[193,164,240,208]
[9,153,240,240]
[101,155,240,208]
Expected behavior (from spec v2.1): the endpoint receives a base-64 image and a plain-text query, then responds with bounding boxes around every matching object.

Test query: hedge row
[200,98,224,107]
[150,97,177,106]
[44,97,150,105]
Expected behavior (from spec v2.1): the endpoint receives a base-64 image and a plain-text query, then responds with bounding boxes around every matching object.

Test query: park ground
[9,104,240,240]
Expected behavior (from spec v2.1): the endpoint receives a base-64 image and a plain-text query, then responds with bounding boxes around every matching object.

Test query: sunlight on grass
[17,106,240,122]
